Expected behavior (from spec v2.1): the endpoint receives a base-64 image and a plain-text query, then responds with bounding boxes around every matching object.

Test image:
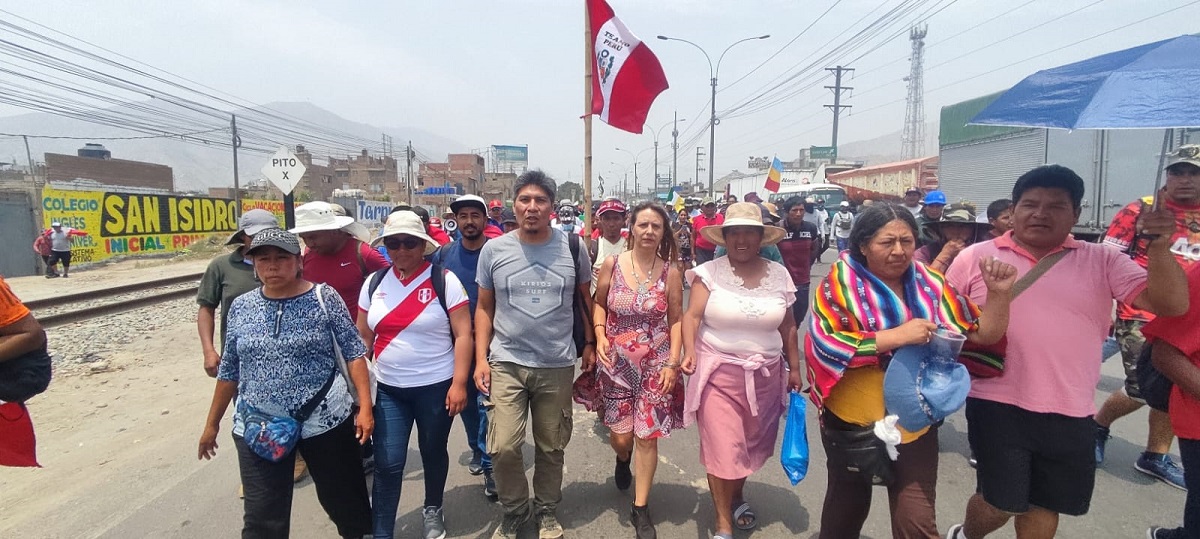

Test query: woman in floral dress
[578,202,684,539]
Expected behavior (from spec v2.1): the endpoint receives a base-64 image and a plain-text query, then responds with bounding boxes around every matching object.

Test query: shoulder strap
[355,241,368,279]
[295,369,338,422]
[568,232,582,279]
[314,282,328,314]
[367,267,389,298]
[1011,249,1070,299]
[430,263,450,316]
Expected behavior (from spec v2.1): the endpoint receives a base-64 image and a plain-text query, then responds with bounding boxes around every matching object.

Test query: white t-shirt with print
[358,263,468,388]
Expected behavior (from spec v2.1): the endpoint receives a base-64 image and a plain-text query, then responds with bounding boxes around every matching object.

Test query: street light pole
[672,111,680,194]
[615,147,652,201]
[658,34,770,197]
[651,116,685,197]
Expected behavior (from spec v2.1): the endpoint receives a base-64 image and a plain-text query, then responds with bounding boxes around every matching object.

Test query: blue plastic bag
[781,390,810,485]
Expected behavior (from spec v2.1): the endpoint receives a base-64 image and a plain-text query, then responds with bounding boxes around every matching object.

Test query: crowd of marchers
[4,146,1168,539]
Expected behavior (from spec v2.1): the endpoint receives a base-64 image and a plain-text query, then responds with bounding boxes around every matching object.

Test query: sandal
[732,501,756,530]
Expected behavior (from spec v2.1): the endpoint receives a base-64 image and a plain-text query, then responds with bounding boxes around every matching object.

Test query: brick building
[293,145,337,201]
[480,172,518,203]
[418,153,484,196]
[329,149,401,201]
[45,144,174,191]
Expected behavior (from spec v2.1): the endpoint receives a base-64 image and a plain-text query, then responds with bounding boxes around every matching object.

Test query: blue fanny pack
[241,370,337,462]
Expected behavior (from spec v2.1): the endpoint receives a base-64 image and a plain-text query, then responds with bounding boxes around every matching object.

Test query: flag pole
[583,0,594,234]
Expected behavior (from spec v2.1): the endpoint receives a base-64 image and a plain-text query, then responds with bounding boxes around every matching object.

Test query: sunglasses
[383,236,424,250]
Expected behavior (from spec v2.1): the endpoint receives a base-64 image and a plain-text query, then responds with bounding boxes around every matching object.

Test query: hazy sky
[3,0,1198,193]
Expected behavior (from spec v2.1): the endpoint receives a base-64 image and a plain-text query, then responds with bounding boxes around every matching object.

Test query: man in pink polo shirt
[944,165,1189,539]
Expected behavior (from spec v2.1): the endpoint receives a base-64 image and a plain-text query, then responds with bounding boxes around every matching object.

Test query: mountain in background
[0,101,466,192]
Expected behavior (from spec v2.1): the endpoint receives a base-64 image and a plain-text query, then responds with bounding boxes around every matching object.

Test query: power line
[0,128,227,140]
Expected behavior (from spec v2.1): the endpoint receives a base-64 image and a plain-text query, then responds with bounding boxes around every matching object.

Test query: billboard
[41,187,284,264]
[492,145,529,174]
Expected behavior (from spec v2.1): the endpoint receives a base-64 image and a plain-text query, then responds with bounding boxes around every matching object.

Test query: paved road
[8,259,1189,538]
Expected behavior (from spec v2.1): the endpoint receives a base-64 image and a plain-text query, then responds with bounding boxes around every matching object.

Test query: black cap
[245,227,301,256]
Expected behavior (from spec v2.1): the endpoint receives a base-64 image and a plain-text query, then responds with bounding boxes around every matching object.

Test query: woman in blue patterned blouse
[198,228,374,539]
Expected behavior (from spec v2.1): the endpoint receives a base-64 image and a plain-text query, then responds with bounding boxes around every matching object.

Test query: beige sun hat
[700,202,786,247]
[288,201,355,235]
[370,211,439,256]
[327,203,372,244]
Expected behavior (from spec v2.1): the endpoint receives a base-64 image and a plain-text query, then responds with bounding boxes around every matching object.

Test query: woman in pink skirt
[681,202,803,539]
[577,202,684,539]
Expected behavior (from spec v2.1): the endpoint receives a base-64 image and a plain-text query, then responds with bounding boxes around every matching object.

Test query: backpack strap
[429,263,453,338]
[355,241,368,279]
[367,267,389,298]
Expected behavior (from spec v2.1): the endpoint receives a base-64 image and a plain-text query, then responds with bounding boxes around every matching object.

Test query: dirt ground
[2,256,229,538]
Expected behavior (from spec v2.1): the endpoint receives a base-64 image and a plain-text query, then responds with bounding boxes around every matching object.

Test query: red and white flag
[588,0,669,134]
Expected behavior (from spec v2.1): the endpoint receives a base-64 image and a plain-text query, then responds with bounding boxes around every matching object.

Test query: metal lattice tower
[901,24,928,159]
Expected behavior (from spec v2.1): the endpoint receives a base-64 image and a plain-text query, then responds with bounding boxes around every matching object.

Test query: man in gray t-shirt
[475,171,594,539]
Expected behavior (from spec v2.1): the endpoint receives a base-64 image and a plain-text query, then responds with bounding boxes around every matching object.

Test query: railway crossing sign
[261,147,307,195]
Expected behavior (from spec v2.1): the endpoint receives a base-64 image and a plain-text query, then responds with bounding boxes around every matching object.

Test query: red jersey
[1103,196,1200,321]
[303,240,389,317]
[1141,263,1200,440]
[691,213,724,251]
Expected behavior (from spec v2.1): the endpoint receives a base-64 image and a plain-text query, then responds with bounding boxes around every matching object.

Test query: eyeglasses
[383,236,424,250]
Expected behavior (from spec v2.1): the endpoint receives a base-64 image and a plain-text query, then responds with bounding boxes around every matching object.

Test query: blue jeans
[836,237,850,252]
[459,367,492,471]
[372,378,454,538]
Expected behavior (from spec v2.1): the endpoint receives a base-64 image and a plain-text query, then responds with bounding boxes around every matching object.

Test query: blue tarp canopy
[970,35,1200,129]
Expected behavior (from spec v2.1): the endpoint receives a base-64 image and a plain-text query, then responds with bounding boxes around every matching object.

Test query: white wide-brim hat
[370,211,439,256]
[700,202,786,247]
[288,201,355,235]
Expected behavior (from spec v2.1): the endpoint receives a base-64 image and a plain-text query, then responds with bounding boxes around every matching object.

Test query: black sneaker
[615,456,632,491]
[1095,421,1111,464]
[469,450,484,475]
[630,504,657,539]
[483,469,497,499]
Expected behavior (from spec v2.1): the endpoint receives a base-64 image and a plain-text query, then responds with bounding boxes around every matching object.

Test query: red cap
[597,199,628,216]
[429,217,442,227]
[488,199,504,209]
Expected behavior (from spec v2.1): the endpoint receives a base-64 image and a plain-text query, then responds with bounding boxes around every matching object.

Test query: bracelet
[662,362,680,369]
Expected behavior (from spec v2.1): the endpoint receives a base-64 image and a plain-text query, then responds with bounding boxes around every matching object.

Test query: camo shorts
[1114,318,1148,402]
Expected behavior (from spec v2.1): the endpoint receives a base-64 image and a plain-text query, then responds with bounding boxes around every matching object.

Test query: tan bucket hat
[370,211,439,256]
[700,202,786,247]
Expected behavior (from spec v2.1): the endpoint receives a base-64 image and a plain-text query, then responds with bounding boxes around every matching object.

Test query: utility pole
[230,115,242,218]
[901,25,928,159]
[653,139,658,200]
[824,66,854,163]
[695,147,706,194]
[406,140,414,204]
[21,135,38,186]
[672,111,680,194]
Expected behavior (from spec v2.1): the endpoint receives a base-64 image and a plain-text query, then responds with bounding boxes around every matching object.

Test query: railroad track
[27,273,204,328]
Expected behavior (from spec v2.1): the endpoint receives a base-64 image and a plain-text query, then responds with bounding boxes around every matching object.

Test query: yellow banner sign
[42,187,285,264]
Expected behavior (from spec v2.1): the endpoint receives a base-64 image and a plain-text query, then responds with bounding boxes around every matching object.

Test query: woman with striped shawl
[805,204,1016,539]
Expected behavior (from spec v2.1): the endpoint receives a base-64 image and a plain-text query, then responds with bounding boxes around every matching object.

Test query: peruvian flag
[588,0,669,134]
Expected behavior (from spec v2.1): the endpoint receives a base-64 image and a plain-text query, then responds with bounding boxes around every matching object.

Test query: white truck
[937,92,1199,239]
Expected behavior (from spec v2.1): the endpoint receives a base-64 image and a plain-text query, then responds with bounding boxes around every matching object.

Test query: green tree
[295,189,314,203]
[559,181,584,202]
